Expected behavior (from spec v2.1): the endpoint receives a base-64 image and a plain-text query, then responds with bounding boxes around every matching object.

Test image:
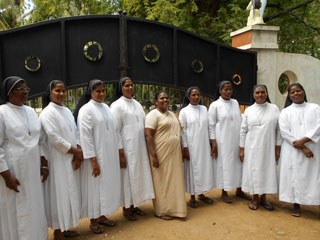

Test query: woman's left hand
[72,156,82,171]
[40,157,49,182]
[293,137,311,149]
[40,167,49,182]
[183,148,190,160]
[275,146,281,161]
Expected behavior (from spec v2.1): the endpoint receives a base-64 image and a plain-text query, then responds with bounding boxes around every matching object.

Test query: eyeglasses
[14,87,31,92]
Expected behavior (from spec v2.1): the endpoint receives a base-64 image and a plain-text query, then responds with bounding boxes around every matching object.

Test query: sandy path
[48,189,320,240]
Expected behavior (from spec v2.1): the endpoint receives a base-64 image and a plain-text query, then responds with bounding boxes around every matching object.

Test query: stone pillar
[230,25,280,103]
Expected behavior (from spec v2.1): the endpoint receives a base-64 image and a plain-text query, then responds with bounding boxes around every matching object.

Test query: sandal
[189,199,198,208]
[98,216,117,227]
[54,230,65,240]
[221,194,232,204]
[291,208,301,217]
[260,201,275,211]
[236,192,252,201]
[123,211,138,221]
[154,214,173,220]
[90,224,104,234]
[248,201,259,210]
[198,196,213,205]
[131,207,146,216]
[63,230,80,237]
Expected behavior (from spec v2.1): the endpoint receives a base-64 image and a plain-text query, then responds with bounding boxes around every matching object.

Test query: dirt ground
[48,189,320,240]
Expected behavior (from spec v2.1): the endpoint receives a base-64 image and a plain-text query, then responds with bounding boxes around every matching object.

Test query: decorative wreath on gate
[25,56,41,72]
[142,44,160,63]
[191,59,204,73]
[232,74,242,85]
[83,41,103,61]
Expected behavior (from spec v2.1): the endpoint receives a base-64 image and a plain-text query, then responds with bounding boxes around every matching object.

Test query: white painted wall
[274,52,320,108]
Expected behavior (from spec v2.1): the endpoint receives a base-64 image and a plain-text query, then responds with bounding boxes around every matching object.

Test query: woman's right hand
[302,146,314,158]
[5,175,20,192]
[239,147,244,162]
[211,140,218,159]
[90,157,100,177]
[151,155,160,168]
[119,149,127,168]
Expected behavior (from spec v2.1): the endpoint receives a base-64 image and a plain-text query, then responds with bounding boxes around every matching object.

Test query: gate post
[119,10,129,78]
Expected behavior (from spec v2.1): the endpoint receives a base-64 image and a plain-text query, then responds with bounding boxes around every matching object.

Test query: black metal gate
[0,15,257,105]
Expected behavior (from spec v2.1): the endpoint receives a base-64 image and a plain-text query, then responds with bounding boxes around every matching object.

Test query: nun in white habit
[279,83,320,217]
[239,85,281,211]
[179,86,215,208]
[75,79,121,234]
[0,76,47,240]
[208,80,250,203]
[40,80,83,239]
[110,77,155,221]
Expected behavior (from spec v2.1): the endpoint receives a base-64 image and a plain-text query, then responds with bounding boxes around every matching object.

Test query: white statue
[246,0,265,26]
[260,0,267,18]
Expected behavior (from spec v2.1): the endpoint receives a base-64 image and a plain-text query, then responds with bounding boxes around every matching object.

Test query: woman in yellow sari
[145,91,187,220]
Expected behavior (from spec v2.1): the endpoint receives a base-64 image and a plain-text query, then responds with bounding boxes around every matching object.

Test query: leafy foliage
[0,0,319,58]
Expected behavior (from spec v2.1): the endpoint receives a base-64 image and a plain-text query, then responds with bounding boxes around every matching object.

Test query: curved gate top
[0,15,257,105]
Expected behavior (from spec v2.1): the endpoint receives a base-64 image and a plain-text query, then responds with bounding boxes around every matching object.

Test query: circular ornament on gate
[191,59,204,73]
[232,74,242,85]
[24,56,41,72]
[142,44,160,63]
[83,41,103,61]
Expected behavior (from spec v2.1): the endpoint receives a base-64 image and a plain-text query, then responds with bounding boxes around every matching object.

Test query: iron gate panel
[65,17,120,86]
[127,19,174,86]
[0,15,257,104]
[220,46,257,105]
[177,30,218,95]
[1,23,62,97]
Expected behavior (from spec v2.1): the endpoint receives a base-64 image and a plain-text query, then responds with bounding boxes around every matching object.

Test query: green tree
[29,0,118,23]
[0,0,25,30]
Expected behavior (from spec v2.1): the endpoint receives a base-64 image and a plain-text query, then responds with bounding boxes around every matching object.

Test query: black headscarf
[73,79,104,121]
[181,86,202,108]
[42,80,64,108]
[109,77,132,105]
[284,83,307,108]
[0,76,25,105]
[251,84,271,104]
[214,80,233,100]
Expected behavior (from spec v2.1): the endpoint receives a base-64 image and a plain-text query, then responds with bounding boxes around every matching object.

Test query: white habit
[179,104,215,195]
[208,97,242,191]
[110,96,155,208]
[240,102,281,194]
[40,102,81,231]
[0,103,47,240]
[78,99,121,218]
[279,102,320,205]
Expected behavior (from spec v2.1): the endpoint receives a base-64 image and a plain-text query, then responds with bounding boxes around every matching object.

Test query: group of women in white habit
[0,75,320,240]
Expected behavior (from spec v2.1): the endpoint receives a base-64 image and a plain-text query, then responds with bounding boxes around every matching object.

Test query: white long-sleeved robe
[78,99,121,218]
[0,103,47,240]
[240,102,281,195]
[110,96,155,208]
[179,104,215,195]
[279,102,320,205]
[208,97,242,191]
[40,102,80,231]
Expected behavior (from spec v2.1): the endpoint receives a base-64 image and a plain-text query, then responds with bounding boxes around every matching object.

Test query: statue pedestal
[230,25,280,104]
[230,25,279,50]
